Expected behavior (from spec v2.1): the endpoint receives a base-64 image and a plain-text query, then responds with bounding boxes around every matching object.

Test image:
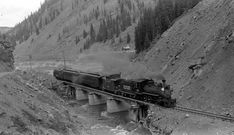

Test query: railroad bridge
[59,81,150,122]
[56,81,234,123]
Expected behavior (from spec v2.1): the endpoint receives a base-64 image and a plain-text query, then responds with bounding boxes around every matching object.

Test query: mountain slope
[142,0,234,114]
[13,0,156,62]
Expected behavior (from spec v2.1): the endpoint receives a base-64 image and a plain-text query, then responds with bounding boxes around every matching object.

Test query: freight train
[53,68,176,107]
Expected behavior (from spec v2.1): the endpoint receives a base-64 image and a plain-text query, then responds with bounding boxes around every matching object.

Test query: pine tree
[127,33,131,43]
[75,36,80,44]
[83,30,88,38]
[39,18,43,29]
[96,21,105,42]
[116,22,120,37]
[144,34,150,50]
[35,26,40,35]
[90,24,96,41]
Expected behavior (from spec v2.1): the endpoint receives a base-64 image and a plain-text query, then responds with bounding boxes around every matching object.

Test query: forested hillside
[135,0,202,53]
[11,0,156,61]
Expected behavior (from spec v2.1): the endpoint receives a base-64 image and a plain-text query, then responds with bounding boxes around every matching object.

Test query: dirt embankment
[0,71,90,135]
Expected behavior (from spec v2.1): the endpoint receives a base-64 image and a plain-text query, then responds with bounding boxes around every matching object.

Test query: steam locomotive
[53,68,176,107]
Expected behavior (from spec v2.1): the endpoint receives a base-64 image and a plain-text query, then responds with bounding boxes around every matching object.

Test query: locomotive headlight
[161,88,165,91]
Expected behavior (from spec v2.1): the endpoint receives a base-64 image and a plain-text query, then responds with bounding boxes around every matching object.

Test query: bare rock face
[0,36,15,72]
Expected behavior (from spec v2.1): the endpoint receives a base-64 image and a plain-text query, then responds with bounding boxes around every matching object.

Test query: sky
[0,0,45,27]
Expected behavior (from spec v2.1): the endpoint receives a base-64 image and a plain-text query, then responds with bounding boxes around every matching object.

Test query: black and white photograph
[0,0,234,134]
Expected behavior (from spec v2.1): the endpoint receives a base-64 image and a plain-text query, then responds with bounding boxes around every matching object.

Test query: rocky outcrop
[0,37,15,72]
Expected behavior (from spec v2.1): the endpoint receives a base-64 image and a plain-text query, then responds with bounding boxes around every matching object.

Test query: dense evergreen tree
[143,34,150,50]
[135,0,202,53]
[75,36,80,45]
[83,30,88,39]
[35,26,40,35]
[83,38,92,50]
[90,24,96,41]
[127,33,131,43]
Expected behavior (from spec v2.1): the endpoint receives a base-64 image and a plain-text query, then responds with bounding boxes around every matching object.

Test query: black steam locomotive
[53,68,176,107]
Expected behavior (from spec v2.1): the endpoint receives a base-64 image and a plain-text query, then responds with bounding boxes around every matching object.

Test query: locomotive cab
[143,79,173,99]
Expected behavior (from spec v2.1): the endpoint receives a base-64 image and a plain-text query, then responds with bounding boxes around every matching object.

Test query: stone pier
[129,104,149,122]
[76,88,88,100]
[88,93,106,105]
[106,97,131,113]
[129,105,140,122]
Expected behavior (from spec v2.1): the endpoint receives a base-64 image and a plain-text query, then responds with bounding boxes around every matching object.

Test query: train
[53,68,176,107]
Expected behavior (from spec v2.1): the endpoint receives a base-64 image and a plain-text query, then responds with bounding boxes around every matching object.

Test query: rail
[174,105,234,122]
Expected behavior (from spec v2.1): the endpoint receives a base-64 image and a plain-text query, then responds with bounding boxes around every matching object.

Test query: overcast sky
[0,0,45,27]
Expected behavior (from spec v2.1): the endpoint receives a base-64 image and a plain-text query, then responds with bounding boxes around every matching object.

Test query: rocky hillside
[0,35,15,72]
[12,0,156,62]
[0,71,89,135]
[141,0,234,114]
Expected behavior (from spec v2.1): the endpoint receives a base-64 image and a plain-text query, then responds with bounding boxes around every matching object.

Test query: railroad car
[54,68,121,89]
[53,68,103,89]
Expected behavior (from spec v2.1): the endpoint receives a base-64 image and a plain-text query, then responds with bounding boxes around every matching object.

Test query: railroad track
[60,81,234,122]
[174,105,234,122]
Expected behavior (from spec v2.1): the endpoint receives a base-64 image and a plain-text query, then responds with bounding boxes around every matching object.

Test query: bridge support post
[76,88,88,100]
[129,105,140,122]
[129,104,149,122]
[88,93,106,105]
[64,86,76,100]
[107,97,131,113]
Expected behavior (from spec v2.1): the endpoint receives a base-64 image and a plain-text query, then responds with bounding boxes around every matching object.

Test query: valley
[1,0,234,134]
